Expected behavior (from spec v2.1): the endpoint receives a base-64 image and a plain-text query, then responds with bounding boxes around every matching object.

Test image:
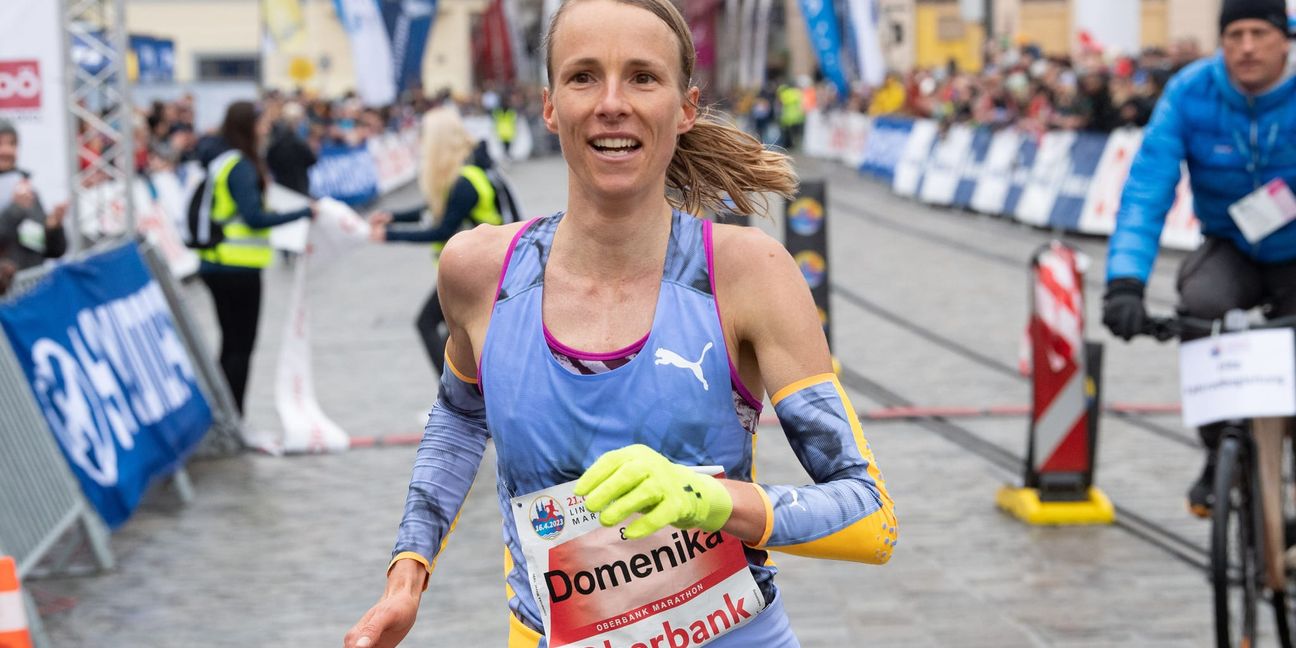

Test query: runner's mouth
[590,137,642,156]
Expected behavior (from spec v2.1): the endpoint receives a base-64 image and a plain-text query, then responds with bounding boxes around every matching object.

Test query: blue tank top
[481,211,787,640]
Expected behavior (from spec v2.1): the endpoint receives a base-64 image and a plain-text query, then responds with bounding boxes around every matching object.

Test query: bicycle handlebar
[1139,313,1296,342]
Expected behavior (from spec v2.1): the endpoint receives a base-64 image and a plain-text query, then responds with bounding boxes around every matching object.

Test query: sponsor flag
[796,0,850,96]
[377,0,437,98]
[334,0,398,106]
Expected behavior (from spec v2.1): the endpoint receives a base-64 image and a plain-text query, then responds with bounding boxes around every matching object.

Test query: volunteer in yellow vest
[368,106,513,375]
[777,80,806,150]
[493,100,518,158]
[196,100,315,414]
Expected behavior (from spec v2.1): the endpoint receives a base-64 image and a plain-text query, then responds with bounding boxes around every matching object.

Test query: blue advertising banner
[951,127,994,209]
[857,117,914,182]
[796,0,850,97]
[379,0,437,98]
[0,244,212,528]
[309,143,380,206]
[1047,132,1108,231]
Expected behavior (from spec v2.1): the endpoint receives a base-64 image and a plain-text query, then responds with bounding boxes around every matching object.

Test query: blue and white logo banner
[857,117,913,182]
[0,243,212,528]
[309,143,380,206]
[970,129,1024,215]
[1046,132,1108,231]
[951,127,994,210]
[796,0,850,96]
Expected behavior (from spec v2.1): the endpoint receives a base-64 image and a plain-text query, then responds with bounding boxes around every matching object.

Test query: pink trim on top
[480,217,542,387]
[544,326,649,361]
[704,220,764,413]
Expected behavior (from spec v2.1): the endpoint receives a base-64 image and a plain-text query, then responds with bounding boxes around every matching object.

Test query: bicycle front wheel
[1213,438,1260,648]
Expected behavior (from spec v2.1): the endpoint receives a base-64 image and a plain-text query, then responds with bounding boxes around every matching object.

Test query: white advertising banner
[1179,329,1296,428]
[892,119,938,198]
[511,473,766,648]
[1015,131,1076,227]
[0,2,70,207]
[969,129,1022,215]
[917,124,975,207]
[1077,128,1143,236]
[265,197,370,455]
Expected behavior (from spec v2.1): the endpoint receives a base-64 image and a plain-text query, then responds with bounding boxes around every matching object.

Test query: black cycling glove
[1102,278,1147,341]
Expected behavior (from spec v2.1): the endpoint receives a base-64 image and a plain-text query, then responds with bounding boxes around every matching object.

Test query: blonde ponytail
[667,110,798,217]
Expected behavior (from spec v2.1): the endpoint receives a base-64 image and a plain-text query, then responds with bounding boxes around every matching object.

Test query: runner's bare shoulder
[438,221,531,317]
[709,222,795,295]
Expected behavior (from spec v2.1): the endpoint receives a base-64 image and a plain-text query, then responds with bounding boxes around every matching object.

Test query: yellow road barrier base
[995,486,1115,526]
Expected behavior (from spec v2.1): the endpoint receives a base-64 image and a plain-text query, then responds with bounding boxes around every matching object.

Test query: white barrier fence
[805,111,1203,251]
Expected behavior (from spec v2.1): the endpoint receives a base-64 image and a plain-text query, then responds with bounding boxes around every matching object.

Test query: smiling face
[543,0,699,208]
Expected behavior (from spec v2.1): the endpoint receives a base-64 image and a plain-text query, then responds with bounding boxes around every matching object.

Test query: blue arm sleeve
[384,177,478,244]
[390,359,489,575]
[227,159,312,229]
[752,374,897,564]
[1106,80,1187,283]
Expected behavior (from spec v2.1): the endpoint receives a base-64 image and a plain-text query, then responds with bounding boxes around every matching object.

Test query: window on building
[196,56,259,81]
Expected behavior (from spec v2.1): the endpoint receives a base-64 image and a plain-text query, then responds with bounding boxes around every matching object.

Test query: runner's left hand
[575,444,733,539]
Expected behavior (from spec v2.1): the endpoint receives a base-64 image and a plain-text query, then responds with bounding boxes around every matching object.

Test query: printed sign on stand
[784,181,831,347]
[1179,329,1296,428]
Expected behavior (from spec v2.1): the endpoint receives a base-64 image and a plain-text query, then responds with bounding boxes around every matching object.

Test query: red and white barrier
[1027,242,1092,477]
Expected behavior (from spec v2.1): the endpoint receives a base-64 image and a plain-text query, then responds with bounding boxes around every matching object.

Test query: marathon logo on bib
[0,60,41,110]
[531,495,567,540]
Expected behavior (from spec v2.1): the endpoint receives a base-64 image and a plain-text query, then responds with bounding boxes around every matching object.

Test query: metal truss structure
[62,0,135,252]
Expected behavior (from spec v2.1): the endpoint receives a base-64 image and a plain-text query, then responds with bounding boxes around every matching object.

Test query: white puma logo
[789,490,807,511]
[654,342,713,390]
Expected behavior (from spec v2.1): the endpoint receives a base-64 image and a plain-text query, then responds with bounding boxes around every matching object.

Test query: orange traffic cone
[0,556,32,648]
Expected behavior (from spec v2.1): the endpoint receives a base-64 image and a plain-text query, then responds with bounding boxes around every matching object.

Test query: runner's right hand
[343,593,419,648]
[344,560,426,648]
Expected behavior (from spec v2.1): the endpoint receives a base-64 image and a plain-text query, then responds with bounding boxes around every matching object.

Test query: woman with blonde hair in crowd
[347,0,896,645]
[367,104,520,375]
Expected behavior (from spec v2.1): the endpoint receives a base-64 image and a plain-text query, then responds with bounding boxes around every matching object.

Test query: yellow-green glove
[574,444,734,540]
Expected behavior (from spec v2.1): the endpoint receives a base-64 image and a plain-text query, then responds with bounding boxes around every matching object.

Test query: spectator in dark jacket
[0,118,67,294]
[266,102,317,196]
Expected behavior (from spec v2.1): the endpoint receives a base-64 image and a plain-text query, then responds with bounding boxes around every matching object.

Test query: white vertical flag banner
[336,0,397,107]
[262,196,370,454]
[1072,0,1140,56]
[846,0,885,87]
[0,2,70,207]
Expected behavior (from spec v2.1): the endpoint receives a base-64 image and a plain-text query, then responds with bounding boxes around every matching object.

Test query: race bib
[1228,178,1296,244]
[511,472,766,648]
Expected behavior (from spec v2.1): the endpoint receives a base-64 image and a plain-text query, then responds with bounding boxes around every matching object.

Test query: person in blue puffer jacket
[1104,0,1296,517]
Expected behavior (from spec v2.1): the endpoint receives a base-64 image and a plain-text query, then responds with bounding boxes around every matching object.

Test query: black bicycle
[1144,312,1296,648]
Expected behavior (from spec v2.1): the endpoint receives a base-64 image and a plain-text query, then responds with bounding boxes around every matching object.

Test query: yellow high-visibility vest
[198,152,274,269]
